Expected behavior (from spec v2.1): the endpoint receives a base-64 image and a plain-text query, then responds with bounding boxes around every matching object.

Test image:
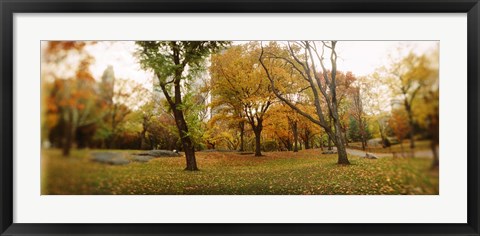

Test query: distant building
[100,65,115,105]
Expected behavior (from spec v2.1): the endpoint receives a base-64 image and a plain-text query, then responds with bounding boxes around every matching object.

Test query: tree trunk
[140,130,147,150]
[239,121,245,152]
[304,132,310,150]
[429,114,439,169]
[359,119,366,151]
[431,142,439,168]
[173,109,198,171]
[62,109,73,157]
[336,143,349,165]
[360,128,366,151]
[286,139,292,151]
[320,136,324,151]
[328,136,333,150]
[292,121,298,152]
[333,119,350,165]
[248,118,263,157]
[405,102,415,149]
[344,132,349,147]
[279,137,291,151]
[400,141,405,158]
[254,129,262,156]
[183,138,198,171]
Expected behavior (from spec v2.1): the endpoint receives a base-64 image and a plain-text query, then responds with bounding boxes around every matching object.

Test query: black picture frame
[1,0,479,235]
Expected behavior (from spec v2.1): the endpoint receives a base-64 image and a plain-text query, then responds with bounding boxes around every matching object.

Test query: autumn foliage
[42,40,439,176]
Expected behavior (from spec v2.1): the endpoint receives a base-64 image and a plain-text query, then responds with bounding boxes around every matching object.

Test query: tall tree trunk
[332,125,349,165]
[140,130,147,150]
[358,119,367,151]
[344,132,349,147]
[248,118,264,157]
[405,102,416,149]
[278,136,292,151]
[239,121,245,152]
[253,129,262,156]
[173,109,198,171]
[359,120,366,151]
[286,139,292,151]
[332,124,350,165]
[330,87,350,165]
[431,142,439,168]
[429,114,439,169]
[163,57,198,170]
[62,109,73,157]
[327,118,333,150]
[292,120,298,152]
[304,129,310,150]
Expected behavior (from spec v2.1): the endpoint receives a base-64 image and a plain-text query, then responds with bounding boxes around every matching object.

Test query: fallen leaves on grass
[41,149,439,195]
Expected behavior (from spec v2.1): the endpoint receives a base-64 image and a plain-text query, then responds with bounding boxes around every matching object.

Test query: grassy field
[41,148,438,195]
[348,140,432,153]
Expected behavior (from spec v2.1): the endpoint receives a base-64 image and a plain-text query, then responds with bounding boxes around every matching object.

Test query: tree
[389,109,411,157]
[298,112,321,150]
[204,116,242,150]
[263,103,299,152]
[351,87,368,150]
[136,41,228,171]
[412,46,439,168]
[362,72,392,148]
[260,41,350,164]
[208,94,247,151]
[43,42,98,156]
[210,43,276,156]
[385,51,435,150]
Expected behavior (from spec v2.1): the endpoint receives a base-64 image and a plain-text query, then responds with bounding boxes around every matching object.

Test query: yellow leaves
[210,43,272,99]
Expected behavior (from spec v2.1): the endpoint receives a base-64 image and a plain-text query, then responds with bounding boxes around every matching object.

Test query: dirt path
[345,148,433,159]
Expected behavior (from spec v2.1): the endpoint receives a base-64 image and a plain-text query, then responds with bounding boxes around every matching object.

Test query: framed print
[1,0,479,235]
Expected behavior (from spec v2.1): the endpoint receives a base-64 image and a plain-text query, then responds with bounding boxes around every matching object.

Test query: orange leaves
[45,41,88,54]
[389,109,410,141]
[57,100,67,107]
[46,97,59,113]
[67,98,76,107]
[76,70,95,82]
[76,103,86,110]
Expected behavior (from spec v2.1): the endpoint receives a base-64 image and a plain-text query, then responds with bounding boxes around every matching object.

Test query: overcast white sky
[85,41,154,89]
[85,41,438,89]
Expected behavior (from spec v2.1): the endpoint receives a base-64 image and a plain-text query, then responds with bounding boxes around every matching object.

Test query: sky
[335,41,437,76]
[84,41,437,89]
[85,41,154,89]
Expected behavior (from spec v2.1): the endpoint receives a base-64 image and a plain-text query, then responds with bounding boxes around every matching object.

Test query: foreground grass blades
[41,149,438,195]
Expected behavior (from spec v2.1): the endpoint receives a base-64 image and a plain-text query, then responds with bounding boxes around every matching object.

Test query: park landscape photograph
[41,40,439,195]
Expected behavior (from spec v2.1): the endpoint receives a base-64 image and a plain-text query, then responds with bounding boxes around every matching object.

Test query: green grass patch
[349,140,432,153]
[41,148,438,195]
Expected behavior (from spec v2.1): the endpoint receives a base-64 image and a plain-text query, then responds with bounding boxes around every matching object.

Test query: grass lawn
[348,140,432,153]
[41,148,438,195]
